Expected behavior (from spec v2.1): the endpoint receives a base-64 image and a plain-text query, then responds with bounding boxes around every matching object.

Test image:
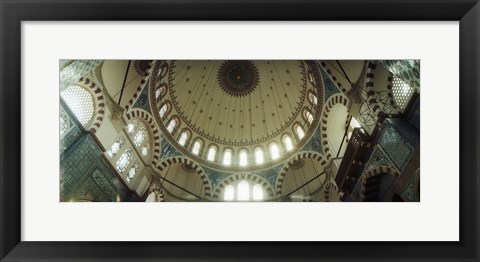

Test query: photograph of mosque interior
[60,60,420,202]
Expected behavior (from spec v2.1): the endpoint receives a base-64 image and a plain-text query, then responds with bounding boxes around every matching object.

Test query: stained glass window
[107,137,125,159]
[141,143,149,156]
[127,120,138,134]
[126,162,138,183]
[116,149,133,173]
[133,127,147,146]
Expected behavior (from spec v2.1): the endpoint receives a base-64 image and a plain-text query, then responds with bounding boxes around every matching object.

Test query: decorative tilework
[378,60,420,89]
[133,82,152,113]
[255,165,283,189]
[60,108,137,202]
[60,60,103,91]
[366,146,394,172]
[350,179,363,202]
[159,133,182,160]
[201,167,231,190]
[92,170,117,200]
[320,67,340,100]
[404,176,415,202]
[378,121,415,172]
[300,124,323,154]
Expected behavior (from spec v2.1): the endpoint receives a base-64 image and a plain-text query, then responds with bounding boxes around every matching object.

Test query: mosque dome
[150,60,323,171]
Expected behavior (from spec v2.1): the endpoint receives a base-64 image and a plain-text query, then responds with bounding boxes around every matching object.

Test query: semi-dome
[150,60,323,171]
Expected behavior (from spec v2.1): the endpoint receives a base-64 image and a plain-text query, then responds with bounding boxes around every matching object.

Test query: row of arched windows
[155,82,319,167]
[161,114,309,167]
[223,180,264,201]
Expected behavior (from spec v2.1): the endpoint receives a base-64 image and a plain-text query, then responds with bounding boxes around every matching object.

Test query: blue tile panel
[378,60,420,89]
[366,146,394,172]
[133,79,152,113]
[320,67,340,100]
[60,60,103,89]
[403,176,416,202]
[299,124,323,155]
[60,106,137,202]
[378,119,419,172]
[60,133,137,202]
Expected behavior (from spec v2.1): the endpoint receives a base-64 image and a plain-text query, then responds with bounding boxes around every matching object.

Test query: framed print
[1,0,479,261]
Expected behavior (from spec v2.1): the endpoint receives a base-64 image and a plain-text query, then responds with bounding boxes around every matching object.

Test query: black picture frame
[1,0,479,261]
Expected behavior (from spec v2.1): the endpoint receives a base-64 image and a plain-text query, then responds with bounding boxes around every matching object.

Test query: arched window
[141,143,150,156]
[223,185,235,201]
[304,109,314,124]
[133,127,147,146]
[270,143,280,160]
[166,118,177,133]
[126,162,138,183]
[207,146,217,162]
[308,92,318,106]
[253,184,264,200]
[308,72,316,86]
[127,120,138,134]
[158,103,169,118]
[156,85,165,100]
[255,147,264,165]
[295,124,305,140]
[223,149,232,166]
[178,131,189,146]
[283,135,294,151]
[60,85,94,126]
[239,150,248,166]
[116,149,133,173]
[237,180,250,201]
[107,137,125,159]
[191,139,202,155]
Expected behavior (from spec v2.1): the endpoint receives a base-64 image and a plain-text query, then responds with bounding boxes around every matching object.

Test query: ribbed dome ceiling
[168,60,307,145]
[150,60,322,171]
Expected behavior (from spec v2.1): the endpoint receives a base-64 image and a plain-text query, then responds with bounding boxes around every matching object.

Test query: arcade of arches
[59,60,420,202]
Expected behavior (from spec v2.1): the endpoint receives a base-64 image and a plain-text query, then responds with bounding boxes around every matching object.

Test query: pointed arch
[275,151,329,196]
[156,156,212,198]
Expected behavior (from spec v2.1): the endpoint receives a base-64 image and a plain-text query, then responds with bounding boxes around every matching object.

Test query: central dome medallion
[217,60,259,97]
